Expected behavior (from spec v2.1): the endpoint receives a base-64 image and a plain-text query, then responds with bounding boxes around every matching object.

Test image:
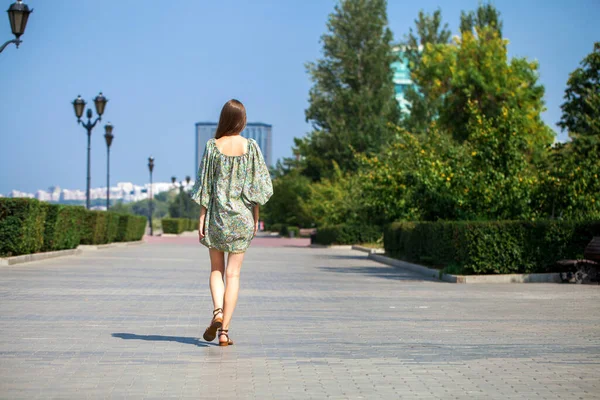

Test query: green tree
[169,190,200,219]
[559,42,600,147]
[296,0,400,181]
[299,162,366,227]
[263,169,312,228]
[539,42,600,218]
[414,25,554,154]
[460,1,503,37]
[400,8,451,133]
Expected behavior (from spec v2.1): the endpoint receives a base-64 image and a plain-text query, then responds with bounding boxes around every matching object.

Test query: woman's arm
[198,206,207,240]
[253,204,259,236]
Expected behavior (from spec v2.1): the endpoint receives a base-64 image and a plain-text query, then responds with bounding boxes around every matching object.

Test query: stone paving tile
[0,240,599,399]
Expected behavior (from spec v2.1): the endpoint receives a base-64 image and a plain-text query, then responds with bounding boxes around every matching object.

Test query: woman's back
[214,135,249,157]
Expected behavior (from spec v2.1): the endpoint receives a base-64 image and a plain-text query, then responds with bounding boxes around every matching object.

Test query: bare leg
[209,248,225,319]
[221,252,245,339]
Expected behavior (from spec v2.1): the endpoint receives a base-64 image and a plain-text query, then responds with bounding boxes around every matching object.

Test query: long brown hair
[214,99,247,139]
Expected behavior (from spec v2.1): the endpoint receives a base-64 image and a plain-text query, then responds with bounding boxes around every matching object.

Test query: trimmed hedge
[115,214,146,242]
[80,210,109,245]
[0,198,47,256]
[162,218,187,234]
[280,226,299,237]
[162,218,198,234]
[105,212,121,243]
[269,223,284,234]
[384,220,600,274]
[0,198,147,257]
[82,212,146,244]
[314,224,382,245]
[41,204,86,251]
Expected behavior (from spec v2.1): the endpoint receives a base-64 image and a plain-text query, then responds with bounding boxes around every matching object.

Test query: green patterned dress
[189,137,273,253]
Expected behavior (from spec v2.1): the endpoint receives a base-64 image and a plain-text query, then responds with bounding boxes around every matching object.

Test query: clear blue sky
[1,0,598,194]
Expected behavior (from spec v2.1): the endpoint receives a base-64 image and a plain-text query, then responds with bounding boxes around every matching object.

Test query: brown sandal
[202,308,223,342]
[218,329,234,346]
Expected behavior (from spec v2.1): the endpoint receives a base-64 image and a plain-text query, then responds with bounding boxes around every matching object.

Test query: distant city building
[4,181,187,210]
[391,46,417,114]
[195,122,273,170]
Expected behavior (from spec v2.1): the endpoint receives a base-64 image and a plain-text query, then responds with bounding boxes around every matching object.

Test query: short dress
[189,137,273,253]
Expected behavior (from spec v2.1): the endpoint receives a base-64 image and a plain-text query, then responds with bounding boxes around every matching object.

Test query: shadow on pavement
[317,265,439,282]
[322,254,369,261]
[112,333,218,347]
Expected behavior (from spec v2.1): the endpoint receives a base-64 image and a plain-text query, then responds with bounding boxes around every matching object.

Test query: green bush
[191,219,199,230]
[116,214,147,242]
[0,198,46,256]
[105,212,121,243]
[131,215,147,240]
[269,223,284,233]
[285,226,300,237]
[41,204,86,251]
[384,220,600,274]
[80,210,109,245]
[0,198,145,257]
[162,218,186,234]
[280,225,289,236]
[314,224,382,245]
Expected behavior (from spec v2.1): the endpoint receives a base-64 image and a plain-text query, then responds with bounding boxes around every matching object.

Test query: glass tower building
[195,122,273,170]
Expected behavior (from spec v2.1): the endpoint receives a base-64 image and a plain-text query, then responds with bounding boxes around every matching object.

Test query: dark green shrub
[269,223,283,233]
[116,214,147,242]
[286,226,300,237]
[41,204,85,251]
[131,215,147,240]
[0,198,46,256]
[105,212,121,243]
[40,203,60,252]
[191,219,199,230]
[384,220,600,274]
[80,210,109,245]
[315,224,382,245]
[162,218,186,234]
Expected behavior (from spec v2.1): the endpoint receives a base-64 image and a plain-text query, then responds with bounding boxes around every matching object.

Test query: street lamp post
[0,0,33,54]
[148,156,155,236]
[185,176,191,216]
[179,181,184,218]
[104,123,114,210]
[72,93,108,209]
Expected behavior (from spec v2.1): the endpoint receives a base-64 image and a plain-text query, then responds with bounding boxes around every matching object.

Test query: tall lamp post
[179,180,184,217]
[185,176,191,216]
[0,0,32,54]
[72,93,108,209]
[148,156,155,236]
[104,123,114,210]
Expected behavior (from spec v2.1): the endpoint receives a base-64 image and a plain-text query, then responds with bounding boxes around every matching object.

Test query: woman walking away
[189,99,273,346]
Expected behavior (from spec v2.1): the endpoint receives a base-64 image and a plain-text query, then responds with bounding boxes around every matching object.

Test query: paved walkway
[0,237,599,399]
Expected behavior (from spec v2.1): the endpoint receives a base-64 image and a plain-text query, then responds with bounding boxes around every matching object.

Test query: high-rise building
[195,122,272,170]
[391,46,417,114]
